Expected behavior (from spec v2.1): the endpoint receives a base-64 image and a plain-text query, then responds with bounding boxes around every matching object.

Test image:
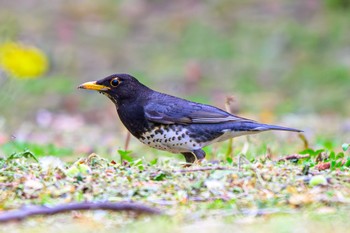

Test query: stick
[0,202,161,223]
[174,166,237,173]
[224,96,235,158]
[277,154,310,162]
[298,133,309,150]
[124,132,131,151]
[238,141,250,170]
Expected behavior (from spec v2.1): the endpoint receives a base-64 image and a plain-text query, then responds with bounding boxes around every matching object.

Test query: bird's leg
[181,149,206,164]
[193,149,206,161]
[181,152,196,164]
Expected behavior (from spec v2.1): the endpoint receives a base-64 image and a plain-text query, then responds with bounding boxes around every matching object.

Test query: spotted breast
[138,124,203,153]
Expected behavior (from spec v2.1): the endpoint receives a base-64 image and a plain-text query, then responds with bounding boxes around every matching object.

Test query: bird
[78,74,302,164]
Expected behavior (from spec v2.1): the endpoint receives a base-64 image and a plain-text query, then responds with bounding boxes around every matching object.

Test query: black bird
[78,74,302,163]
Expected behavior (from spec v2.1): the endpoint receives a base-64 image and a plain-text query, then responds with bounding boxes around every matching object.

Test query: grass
[0,139,349,232]
[0,141,73,158]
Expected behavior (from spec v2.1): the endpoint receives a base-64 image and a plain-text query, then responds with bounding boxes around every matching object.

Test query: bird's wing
[144,95,253,125]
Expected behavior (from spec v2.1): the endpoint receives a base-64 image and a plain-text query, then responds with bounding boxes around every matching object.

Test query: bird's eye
[110,78,120,87]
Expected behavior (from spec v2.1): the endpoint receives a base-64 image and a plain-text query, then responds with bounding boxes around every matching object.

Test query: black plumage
[79,74,302,163]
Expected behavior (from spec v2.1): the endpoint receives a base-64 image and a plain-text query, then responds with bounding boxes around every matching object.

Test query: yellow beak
[78,81,110,91]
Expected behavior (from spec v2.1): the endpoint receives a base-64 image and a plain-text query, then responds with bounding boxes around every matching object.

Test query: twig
[224,96,235,158]
[174,166,237,173]
[238,141,250,171]
[0,202,162,223]
[298,133,309,150]
[124,132,131,151]
[238,154,242,171]
[277,154,310,162]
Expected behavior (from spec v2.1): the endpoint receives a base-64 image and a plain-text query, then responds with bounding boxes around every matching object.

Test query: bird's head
[78,74,149,106]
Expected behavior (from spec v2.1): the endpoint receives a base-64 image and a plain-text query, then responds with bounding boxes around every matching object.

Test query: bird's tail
[249,123,302,133]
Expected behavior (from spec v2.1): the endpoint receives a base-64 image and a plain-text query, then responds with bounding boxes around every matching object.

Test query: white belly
[139,126,203,153]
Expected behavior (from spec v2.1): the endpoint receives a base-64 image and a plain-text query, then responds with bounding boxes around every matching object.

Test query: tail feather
[252,123,302,133]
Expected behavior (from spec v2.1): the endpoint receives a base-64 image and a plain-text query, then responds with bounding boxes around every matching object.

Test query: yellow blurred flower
[0,42,49,79]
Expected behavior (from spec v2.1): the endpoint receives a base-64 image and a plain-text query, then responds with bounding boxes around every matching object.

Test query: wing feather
[143,94,254,125]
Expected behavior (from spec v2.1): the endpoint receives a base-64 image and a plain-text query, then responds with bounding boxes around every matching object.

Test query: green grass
[0,141,73,158]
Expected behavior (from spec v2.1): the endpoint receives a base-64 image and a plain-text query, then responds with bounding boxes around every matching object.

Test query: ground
[0,130,349,232]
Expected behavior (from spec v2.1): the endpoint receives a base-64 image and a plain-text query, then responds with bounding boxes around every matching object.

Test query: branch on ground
[0,202,162,223]
[277,154,310,162]
[174,166,237,173]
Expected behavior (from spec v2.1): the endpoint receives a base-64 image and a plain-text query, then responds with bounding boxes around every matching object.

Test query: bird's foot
[181,149,206,166]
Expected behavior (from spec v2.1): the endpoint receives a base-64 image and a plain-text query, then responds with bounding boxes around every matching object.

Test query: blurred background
[0,0,349,160]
